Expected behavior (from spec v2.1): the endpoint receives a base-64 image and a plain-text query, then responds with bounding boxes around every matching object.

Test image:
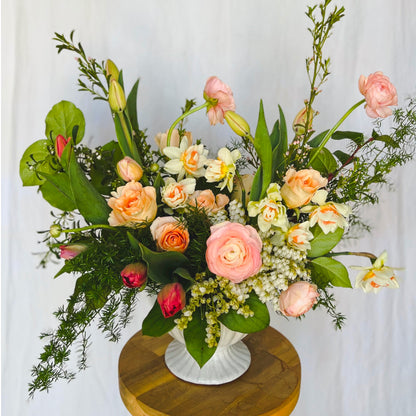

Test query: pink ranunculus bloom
[55,134,70,158]
[120,262,147,289]
[279,281,319,317]
[59,243,88,260]
[203,76,236,125]
[359,71,398,118]
[205,222,262,283]
[157,282,186,318]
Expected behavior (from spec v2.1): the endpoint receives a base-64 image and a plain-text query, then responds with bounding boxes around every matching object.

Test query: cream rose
[108,181,157,226]
[150,216,190,253]
[281,168,327,209]
[205,222,262,283]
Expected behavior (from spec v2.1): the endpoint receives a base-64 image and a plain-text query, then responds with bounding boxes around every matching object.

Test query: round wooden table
[119,326,301,416]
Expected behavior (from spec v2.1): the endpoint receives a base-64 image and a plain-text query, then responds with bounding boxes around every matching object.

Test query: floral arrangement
[21,0,416,396]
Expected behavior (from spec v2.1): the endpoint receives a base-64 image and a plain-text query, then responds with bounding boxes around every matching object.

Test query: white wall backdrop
[2,0,416,415]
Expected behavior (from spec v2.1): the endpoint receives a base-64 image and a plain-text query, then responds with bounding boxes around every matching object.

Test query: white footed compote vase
[165,324,251,385]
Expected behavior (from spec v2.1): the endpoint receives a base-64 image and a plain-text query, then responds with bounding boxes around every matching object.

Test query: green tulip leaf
[184,311,217,368]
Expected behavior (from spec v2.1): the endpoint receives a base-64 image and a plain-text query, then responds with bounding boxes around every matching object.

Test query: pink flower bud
[279,281,319,317]
[203,76,235,125]
[116,156,143,182]
[55,135,70,158]
[59,244,88,260]
[120,262,147,288]
[157,282,186,318]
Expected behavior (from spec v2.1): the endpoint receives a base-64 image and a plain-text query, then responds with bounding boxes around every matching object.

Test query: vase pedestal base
[119,326,301,416]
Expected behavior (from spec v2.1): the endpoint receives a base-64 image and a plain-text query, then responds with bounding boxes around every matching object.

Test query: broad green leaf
[254,100,273,198]
[67,149,111,224]
[139,243,188,284]
[39,171,77,211]
[127,232,141,251]
[309,147,338,175]
[142,300,176,336]
[173,267,195,283]
[308,130,329,148]
[250,166,263,201]
[54,261,75,279]
[45,101,85,143]
[270,106,288,179]
[331,130,364,145]
[373,134,399,148]
[333,150,353,165]
[114,113,133,157]
[278,105,287,154]
[219,292,270,333]
[269,119,280,149]
[184,311,216,368]
[310,256,352,288]
[19,140,54,186]
[127,79,140,132]
[307,225,344,258]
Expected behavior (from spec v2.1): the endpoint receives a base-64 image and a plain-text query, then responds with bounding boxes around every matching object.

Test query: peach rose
[188,189,229,214]
[205,222,262,283]
[108,181,157,226]
[279,282,319,317]
[155,129,192,151]
[203,76,236,125]
[359,72,398,118]
[281,168,327,209]
[150,216,190,253]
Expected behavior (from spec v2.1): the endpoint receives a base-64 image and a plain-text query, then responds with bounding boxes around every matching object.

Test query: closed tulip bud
[117,156,143,182]
[224,111,250,137]
[292,107,315,136]
[55,134,70,158]
[108,79,126,113]
[120,262,147,288]
[49,224,62,238]
[59,244,88,260]
[105,59,120,82]
[157,282,186,318]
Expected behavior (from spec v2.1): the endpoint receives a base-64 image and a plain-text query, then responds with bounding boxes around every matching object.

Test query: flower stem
[324,251,377,260]
[166,102,209,146]
[62,224,116,233]
[308,98,366,166]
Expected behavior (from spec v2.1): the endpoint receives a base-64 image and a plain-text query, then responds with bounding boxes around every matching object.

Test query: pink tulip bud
[116,156,143,182]
[55,135,70,158]
[120,262,147,288]
[59,244,88,260]
[157,282,186,318]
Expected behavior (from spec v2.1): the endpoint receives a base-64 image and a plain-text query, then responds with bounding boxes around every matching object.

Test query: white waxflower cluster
[209,208,228,225]
[175,274,253,348]
[227,200,246,224]
[246,230,310,311]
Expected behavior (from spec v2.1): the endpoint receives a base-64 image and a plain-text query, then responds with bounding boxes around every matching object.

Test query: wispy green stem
[62,224,116,233]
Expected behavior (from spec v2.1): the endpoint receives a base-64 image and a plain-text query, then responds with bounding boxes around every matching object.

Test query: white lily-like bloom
[301,189,351,234]
[164,137,208,180]
[247,183,288,232]
[161,177,196,209]
[352,251,400,293]
[287,221,314,251]
[205,148,241,192]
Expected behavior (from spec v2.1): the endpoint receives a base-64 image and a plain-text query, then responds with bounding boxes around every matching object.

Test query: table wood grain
[119,326,301,416]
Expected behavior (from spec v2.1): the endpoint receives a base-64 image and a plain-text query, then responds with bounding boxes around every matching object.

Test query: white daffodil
[287,221,314,251]
[205,148,241,192]
[161,177,196,209]
[352,251,400,293]
[301,189,351,234]
[164,137,208,180]
[247,182,288,232]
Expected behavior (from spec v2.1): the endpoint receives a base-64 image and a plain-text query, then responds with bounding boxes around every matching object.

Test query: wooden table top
[118,326,301,416]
